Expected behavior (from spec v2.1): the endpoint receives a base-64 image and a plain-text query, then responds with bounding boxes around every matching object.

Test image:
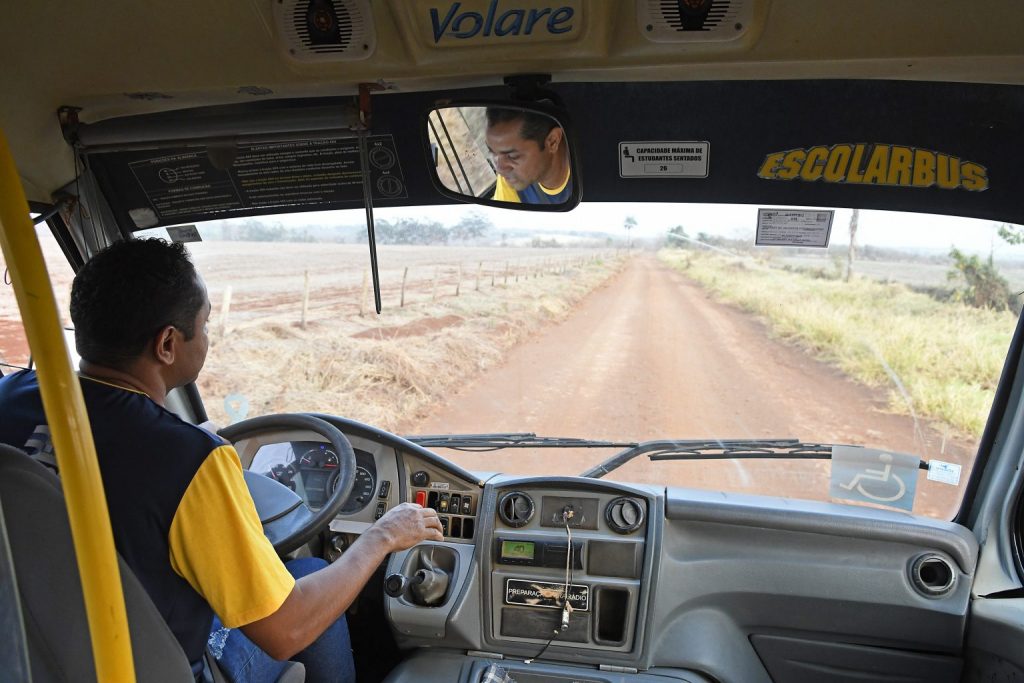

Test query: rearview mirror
[425,105,579,211]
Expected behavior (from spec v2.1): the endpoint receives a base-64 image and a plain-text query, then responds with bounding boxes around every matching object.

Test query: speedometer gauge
[299,446,338,469]
[337,465,375,514]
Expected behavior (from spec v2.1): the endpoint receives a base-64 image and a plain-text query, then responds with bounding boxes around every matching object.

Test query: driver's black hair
[486,107,558,148]
[70,238,206,371]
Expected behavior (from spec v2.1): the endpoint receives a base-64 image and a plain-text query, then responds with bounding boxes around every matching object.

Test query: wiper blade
[580,439,929,479]
[406,433,635,452]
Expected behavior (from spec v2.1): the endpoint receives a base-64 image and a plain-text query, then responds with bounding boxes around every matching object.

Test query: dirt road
[413,254,975,518]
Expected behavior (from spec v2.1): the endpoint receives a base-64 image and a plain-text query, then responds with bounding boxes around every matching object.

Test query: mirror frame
[422,100,582,212]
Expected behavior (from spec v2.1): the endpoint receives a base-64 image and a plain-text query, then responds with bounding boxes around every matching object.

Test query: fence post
[219,286,232,338]
[504,261,510,285]
[300,270,310,330]
[475,261,482,291]
[455,263,462,296]
[432,266,439,301]
[400,266,408,307]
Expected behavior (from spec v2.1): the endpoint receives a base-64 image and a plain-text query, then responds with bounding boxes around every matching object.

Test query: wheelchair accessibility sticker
[830,446,919,511]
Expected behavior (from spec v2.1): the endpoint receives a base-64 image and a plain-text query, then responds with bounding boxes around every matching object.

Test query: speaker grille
[639,0,753,43]
[274,0,376,62]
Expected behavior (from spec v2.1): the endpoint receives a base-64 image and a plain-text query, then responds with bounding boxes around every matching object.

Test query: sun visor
[77,81,1024,233]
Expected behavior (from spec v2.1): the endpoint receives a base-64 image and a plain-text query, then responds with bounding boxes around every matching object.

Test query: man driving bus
[486,107,572,205]
[0,238,444,682]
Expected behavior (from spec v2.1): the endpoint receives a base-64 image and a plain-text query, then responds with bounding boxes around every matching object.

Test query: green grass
[660,250,1017,437]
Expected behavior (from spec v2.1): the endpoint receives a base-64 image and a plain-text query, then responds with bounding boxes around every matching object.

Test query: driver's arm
[169,444,443,661]
[241,503,442,659]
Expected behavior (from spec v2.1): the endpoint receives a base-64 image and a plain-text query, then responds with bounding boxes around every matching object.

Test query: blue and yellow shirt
[0,370,294,674]
[493,169,572,204]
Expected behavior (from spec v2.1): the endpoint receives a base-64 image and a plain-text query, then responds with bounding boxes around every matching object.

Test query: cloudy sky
[264,202,1024,257]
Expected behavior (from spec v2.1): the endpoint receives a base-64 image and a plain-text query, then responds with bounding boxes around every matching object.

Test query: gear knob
[383,573,409,598]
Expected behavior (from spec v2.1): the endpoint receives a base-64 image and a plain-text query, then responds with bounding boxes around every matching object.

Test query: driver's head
[70,238,210,386]
[485,108,565,191]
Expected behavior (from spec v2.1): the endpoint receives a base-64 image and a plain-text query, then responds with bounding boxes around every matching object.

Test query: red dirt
[0,318,30,368]
[412,255,975,519]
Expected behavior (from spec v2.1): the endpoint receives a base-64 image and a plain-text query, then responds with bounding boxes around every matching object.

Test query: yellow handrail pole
[0,130,136,682]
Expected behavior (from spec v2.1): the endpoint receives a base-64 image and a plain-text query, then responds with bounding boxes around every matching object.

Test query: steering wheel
[220,414,357,556]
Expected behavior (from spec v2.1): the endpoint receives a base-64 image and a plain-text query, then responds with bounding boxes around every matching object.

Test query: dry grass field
[0,235,626,432]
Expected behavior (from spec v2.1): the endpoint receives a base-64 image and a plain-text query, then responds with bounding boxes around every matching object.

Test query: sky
[261,202,1024,257]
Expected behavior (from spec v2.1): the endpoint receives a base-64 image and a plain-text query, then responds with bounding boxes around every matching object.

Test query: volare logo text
[430,1,575,43]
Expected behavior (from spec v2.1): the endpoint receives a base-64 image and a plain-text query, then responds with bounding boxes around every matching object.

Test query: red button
[415,491,426,506]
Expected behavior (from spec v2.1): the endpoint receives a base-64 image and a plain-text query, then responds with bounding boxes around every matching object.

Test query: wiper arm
[580,439,930,479]
[406,433,635,452]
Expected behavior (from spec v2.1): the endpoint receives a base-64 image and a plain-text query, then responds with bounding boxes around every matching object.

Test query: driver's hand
[371,502,445,551]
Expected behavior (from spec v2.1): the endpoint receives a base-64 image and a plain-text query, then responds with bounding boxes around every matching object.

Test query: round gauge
[335,465,376,514]
[266,462,298,490]
[299,447,338,469]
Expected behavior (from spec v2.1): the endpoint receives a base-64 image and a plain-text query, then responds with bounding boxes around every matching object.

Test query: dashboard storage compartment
[501,606,590,643]
[751,634,963,683]
[594,587,631,645]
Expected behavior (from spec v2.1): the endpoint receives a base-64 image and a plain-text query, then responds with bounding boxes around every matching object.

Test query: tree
[845,208,859,282]
[947,247,1012,311]
[996,222,1024,245]
[450,211,492,241]
[624,215,637,249]
[666,225,689,247]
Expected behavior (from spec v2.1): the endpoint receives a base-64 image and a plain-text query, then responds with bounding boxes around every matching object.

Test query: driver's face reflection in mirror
[485,108,572,205]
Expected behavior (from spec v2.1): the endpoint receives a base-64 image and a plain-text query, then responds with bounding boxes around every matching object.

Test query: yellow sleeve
[169,445,296,628]
[492,175,521,202]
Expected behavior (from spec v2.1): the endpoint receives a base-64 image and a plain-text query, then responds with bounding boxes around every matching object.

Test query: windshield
[132,203,1020,519]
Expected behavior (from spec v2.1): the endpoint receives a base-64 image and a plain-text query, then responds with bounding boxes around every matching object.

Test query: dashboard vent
[498,491,535,528]
[606,497,645,534]
[273,0,376,63]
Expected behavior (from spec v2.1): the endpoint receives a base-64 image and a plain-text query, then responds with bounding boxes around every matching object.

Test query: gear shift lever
[384,547,452,606]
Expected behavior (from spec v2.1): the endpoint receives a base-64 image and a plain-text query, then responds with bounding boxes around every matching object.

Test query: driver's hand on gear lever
[370,502,445,550]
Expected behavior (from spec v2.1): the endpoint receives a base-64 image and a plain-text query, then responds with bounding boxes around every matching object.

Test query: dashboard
[231,416,980,683]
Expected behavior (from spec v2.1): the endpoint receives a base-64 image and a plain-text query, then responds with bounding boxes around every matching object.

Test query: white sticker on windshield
[830,446,919,512]
[927,460,962,486]
[167,224,202,243]
[224,393,250,425]
[619,141,709,178]
[756,208,834,247]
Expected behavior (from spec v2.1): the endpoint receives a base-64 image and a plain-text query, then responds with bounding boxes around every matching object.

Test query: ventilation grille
[639,0,753,43]
[605,497,645,534]
[274,0,376,62]
[498,491,535,528]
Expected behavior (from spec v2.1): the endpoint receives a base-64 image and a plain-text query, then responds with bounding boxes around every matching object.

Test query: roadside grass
[199,255,625,431]
[660,250,1016,438]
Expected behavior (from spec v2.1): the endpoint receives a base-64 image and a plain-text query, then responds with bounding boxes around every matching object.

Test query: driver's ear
[545,127,564,153]
[153,325,177,366]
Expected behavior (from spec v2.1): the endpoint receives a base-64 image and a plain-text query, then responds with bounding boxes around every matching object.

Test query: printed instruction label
[619,141,709,178]
[927,460,962,486]
[756,208,834,247]
[505,579,589,611]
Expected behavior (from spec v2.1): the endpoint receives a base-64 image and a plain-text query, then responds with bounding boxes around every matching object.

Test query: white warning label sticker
[756,208,834,248]
[927,460,962,486]
[619,141,709,178]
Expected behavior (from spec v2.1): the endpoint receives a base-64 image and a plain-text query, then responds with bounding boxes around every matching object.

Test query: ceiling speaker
[638,0,753,43]
[274,0,376,62]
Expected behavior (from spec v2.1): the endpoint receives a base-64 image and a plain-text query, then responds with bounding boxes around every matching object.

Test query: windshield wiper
[406,433,635,452]
[580,439,930,479]
[405,434,930,480]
